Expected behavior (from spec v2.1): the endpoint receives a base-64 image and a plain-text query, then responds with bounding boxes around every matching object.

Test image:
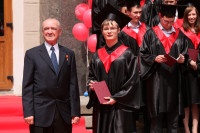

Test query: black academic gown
[87,42,142,133]
[119,30,139,56]
[140,26,191,118]
[180,27,200,107]
[120,22,149,56]
[140,0,162,27]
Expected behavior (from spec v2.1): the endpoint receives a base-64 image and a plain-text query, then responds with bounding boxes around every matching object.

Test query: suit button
[56,86,58,89]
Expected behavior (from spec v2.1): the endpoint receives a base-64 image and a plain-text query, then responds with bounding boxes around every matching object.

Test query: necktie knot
[51,46,55,51]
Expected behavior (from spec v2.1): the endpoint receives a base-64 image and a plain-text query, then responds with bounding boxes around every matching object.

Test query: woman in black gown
[180,6,200,133]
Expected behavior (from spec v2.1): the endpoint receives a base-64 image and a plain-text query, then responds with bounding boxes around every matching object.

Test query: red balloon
[87,34,97,52]
[88,0,92,9]
[73,23,89,41]
[83,9,92,28]
[75,3,89,21]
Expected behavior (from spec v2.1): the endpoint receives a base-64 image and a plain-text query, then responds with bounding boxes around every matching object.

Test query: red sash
[180,27,200,49]
[98,45,128,73]
[173,18,183,29]
[122,22,146,47]
[152,26,179,54]
[140,0,145,7]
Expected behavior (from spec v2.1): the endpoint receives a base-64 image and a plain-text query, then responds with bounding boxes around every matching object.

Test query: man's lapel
[58,45,67,75]
[39,43,55,72]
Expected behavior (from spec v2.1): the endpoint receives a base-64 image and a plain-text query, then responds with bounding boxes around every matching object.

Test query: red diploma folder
[188,49,199,62]
[92,81,111,104]
[164,54,180,67]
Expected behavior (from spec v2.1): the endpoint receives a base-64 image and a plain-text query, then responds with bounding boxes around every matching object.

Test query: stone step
[80,96,93,129]
[80,96,92,115]
[0,90,14,95]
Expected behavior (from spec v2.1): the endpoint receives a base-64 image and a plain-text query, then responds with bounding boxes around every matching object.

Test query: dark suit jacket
[22,43,80,127]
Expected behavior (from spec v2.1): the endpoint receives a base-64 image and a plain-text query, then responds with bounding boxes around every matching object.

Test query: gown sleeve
[139,30,158,80]
[86,53,99,109]
[111,49,143,109]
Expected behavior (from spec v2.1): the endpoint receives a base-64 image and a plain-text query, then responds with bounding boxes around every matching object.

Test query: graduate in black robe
[120,0,150,56]
[140,5,191,133]
[147,0,188,29]
[119,1,151,132]
[119,0,149,56]
[179,4,200,133]
[87,4,142,133]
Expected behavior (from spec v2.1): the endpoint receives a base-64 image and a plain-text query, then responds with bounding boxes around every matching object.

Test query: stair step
[0,129,29,133]
[0,116,29,130]
[84,116,92,129]
[80,96,93,115]
[0,96,23,116]
[72,117,92,133]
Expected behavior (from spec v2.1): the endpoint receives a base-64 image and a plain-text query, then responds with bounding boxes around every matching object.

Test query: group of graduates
[86,0,200,133]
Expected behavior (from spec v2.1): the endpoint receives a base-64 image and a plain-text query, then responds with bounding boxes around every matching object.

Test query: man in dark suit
[22,18,80,133]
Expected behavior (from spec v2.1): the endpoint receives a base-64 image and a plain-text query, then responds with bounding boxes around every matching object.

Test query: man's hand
[155,55,167,63]
[89,80,97,91]
[24,116,34,125]
[190,60,197,70]
[72,116,80,124]
[103,97,116,105]
[177,54,185,63]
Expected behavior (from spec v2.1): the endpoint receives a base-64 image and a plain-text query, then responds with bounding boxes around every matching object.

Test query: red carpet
[0,95,92,133]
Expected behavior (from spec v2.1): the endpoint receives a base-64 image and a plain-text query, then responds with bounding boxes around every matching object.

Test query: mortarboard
[177,0,200,18]
[95,3,132,30]
[186,0,200,13]
[126,0,142,11]
[158,4,177,18]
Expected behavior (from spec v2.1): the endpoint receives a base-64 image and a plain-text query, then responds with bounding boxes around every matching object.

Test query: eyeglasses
[162,19,174,25]
[103,27,118,32]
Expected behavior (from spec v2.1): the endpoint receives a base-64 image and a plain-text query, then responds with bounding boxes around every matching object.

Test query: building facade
[0,0,87,95]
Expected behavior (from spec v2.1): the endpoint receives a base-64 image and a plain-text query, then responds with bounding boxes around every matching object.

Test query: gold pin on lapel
[66,55,68,61]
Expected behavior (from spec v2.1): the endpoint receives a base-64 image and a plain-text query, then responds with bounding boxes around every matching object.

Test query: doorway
[0,0,13,90]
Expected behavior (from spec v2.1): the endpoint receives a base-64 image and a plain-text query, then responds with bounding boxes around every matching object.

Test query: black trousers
[29,108,72,133]
[150,112,179,133]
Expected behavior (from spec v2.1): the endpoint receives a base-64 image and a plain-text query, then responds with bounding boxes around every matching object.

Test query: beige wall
[13,0,40,95]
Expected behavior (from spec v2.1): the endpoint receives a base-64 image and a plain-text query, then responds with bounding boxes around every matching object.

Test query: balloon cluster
[73,0,97,53]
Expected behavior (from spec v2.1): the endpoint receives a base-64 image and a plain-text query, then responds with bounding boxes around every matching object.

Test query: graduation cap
[177,0,200,18]
[126,0,142,11]
[158,4,177,18]
[186,0,200,13]
[95,3,132,30]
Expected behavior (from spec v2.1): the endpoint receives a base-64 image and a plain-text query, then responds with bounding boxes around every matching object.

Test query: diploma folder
[92,81,111,104]
[188,49,199,62]
[164,54,180,67]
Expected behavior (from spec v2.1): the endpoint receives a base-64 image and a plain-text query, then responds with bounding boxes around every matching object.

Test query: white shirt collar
[127,21,141,29]
[127,21,141,33]
[158,23,176,34]
[44,41,59,53]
